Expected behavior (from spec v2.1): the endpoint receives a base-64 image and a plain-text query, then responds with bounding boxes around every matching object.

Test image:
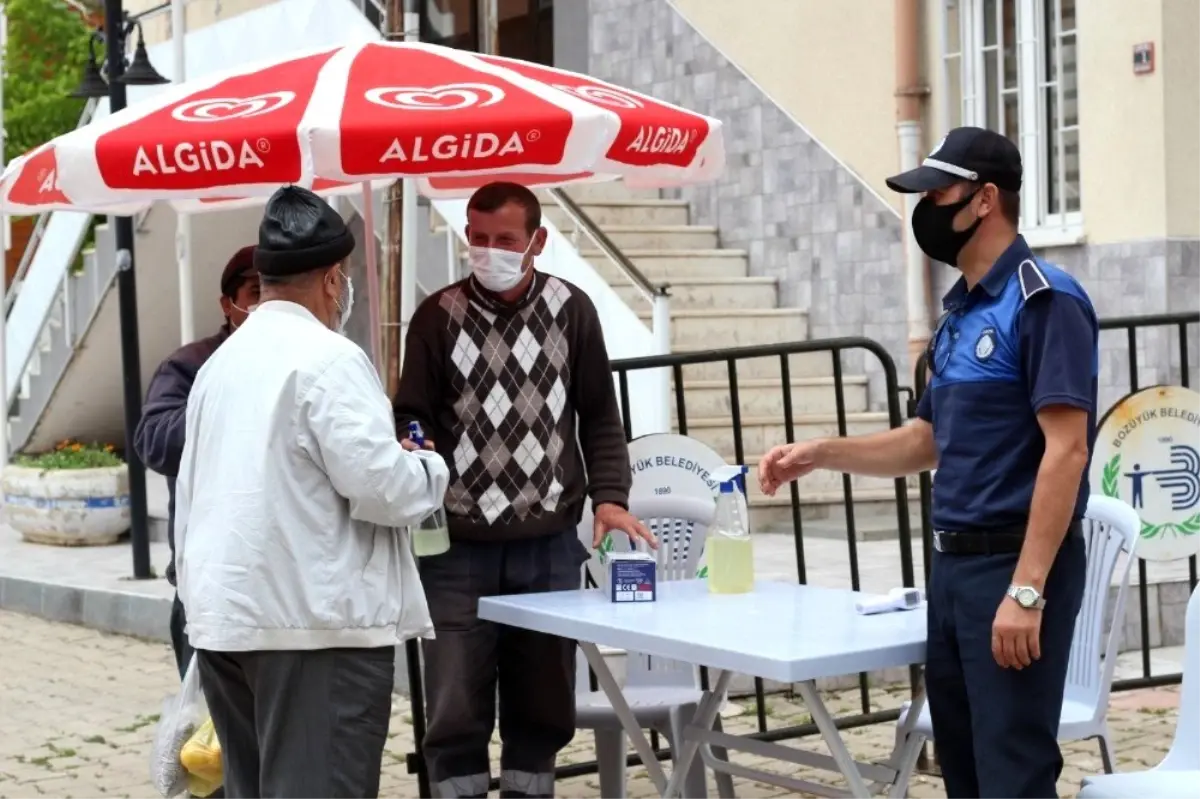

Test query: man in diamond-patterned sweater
[394,182,655,799]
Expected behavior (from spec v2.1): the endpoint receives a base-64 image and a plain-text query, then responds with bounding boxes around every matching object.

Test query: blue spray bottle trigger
[719,480,736,494]
[712,465,749,497]
[407,421,425,447]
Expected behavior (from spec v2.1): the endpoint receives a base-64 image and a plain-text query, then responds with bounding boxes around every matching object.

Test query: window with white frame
[941,0,1081,236]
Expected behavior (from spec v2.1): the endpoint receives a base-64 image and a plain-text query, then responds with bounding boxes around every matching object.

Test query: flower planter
[2,464,131,546]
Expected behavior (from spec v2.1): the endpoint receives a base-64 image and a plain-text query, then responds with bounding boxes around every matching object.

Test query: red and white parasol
[0,41,723,371]
[0,41,723,214]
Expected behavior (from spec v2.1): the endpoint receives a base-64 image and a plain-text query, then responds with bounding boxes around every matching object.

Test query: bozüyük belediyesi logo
[1091,385,1200,562]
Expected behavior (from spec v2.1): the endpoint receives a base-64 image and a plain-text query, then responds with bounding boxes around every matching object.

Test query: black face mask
[912,189,981,268]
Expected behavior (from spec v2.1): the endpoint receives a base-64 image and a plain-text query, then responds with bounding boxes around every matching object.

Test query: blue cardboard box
[608,551,657,602]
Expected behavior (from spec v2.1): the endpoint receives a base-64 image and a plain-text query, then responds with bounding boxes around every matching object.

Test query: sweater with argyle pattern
[394,272,631,542]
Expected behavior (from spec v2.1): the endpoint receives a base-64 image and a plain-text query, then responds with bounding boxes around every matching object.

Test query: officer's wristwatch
[1007,584,1046,610]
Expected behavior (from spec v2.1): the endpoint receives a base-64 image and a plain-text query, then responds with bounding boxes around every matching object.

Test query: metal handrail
[5,98,99,317]
[547,186,668,303]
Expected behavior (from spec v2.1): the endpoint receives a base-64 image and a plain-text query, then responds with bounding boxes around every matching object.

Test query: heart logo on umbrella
[554,83,644,110]
[364,83,505,111]
[171,91,297,122]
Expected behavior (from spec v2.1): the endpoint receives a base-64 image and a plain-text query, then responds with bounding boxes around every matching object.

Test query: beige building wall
[668,0,902,211]
[1162,0,1200,238]
[125,0,280,46]
[921,0,1189,245]
[1075,0,1168,244]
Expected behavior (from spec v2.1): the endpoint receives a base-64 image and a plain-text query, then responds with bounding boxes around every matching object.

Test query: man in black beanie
[174,186,449,798]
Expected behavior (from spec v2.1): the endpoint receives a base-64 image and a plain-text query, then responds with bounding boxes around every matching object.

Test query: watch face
[1016,587,1038,607]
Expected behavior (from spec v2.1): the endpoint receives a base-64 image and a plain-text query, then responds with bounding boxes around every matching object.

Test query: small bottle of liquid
[407,422,450,557]
[707,472,755,594]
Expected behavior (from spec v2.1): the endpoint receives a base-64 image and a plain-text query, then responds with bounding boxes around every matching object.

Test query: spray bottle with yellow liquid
[706,465,755,594]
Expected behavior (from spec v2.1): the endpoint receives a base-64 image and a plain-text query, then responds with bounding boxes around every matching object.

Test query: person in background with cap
[758,126,1098,798]
[134,244,259,681]
[174,186,449,798]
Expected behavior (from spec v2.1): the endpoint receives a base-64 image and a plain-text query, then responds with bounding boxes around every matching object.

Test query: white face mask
[468,238,534,293]
[331,269,353,334]
[229,302,258,329]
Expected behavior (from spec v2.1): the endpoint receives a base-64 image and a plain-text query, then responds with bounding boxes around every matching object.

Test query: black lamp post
[72,16,169,99]
[71,1,169,580]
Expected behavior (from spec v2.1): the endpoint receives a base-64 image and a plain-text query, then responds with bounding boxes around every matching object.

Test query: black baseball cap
[220,245,257,299]
[886,126,1023,194]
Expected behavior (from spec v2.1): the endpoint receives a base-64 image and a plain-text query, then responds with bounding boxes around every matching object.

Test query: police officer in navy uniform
[759,126,1098,798]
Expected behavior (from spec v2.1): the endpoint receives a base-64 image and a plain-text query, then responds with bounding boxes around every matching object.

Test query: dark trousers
[925,533,1086,798]
[170,594,194,680]
[419,530,589,799]
[196,647,395,798]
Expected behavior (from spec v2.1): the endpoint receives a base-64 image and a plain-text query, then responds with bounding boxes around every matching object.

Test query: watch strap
[1007,584,1046,609]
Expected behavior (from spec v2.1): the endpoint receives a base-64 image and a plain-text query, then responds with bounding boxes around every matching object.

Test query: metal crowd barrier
[403,335,921,793]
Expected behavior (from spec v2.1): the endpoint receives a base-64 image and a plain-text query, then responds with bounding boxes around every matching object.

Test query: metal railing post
[651,288,672,434]
[445,225,459,286]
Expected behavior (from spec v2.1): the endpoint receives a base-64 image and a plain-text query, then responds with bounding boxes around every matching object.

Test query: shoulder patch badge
[975,327,997,361]
[1018,259,1051,301]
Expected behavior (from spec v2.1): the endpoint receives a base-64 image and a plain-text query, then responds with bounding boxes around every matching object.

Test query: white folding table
[478,580,928,798]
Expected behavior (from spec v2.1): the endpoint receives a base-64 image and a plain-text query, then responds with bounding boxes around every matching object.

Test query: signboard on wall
[580,433,730,577]
[1090,385,1200,561]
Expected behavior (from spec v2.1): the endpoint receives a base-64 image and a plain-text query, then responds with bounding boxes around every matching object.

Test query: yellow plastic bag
[180,716,223,798]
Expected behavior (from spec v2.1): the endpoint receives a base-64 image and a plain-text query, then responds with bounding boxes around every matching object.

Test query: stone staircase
[547,181,918,535]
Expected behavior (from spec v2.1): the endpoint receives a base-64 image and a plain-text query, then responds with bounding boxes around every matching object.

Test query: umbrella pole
[399,6,420,348]
[361,182,382,372]
[384,180,402,398]
[173,0,195,345]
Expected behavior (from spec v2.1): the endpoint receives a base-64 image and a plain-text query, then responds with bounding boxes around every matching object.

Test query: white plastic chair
[576,494,736,798]
[1078,582,1200,798]
[894,495,1142,783]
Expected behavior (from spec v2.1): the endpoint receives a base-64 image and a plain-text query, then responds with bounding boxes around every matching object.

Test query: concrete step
[614,277,778,310]
[677,376,869,417]
[796,511,926,542]
[585,249,749,281]
[679,412,892,455]
[559,181,663,202]
[545,199,690,228]
[561,224,718,250]
[747,490,923,531]
[640,308,808,349]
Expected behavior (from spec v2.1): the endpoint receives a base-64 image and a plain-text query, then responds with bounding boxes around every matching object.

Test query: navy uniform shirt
[916,235,1099,531]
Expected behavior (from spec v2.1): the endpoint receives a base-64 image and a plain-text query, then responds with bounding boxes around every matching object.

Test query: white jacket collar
[254,299,325,326]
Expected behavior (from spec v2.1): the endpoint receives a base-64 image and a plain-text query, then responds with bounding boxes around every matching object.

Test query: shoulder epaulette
[1018,259,1050,301]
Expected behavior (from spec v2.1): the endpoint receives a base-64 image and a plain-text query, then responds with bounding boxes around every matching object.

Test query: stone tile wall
[587,0,1199,413]
[587,0,909,402]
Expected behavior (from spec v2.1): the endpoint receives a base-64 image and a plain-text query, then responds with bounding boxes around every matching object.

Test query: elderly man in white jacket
[174,186,449,799]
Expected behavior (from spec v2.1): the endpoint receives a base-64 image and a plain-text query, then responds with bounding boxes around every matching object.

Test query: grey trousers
[419,530,589,799]
[196,647,395,798]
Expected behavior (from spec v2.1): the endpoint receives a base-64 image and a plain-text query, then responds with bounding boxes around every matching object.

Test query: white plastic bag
[149,654,207,797]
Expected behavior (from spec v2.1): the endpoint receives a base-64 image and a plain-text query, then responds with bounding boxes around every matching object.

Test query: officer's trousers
[925,533,1086,798]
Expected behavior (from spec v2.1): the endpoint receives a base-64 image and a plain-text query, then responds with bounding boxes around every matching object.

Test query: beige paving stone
[0,609,1181,799]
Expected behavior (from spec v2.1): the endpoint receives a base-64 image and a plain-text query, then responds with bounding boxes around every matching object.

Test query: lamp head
[71,55,109,99]
[119,26,168,86]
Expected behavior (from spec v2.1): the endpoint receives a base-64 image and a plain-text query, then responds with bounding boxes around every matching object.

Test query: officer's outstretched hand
[992,597,1042,669]
[759,442,820,497]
